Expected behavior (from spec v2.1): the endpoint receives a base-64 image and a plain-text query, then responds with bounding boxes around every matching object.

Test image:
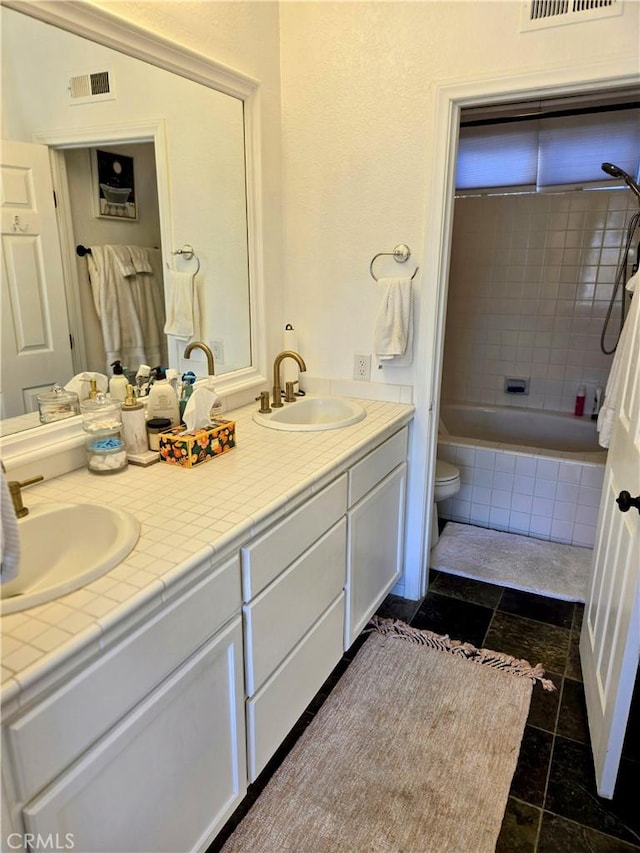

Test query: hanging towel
[597,269,638,448]
[1,468,20,584]
[374,277,414,365]
[164,270,198,338]
[126,245,153,274]
[108,244,137,278]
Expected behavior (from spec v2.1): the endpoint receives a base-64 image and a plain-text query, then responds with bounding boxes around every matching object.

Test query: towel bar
[370,244,419,281]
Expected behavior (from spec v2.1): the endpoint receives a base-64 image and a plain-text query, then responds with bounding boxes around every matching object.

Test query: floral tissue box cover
[159,419,236,468]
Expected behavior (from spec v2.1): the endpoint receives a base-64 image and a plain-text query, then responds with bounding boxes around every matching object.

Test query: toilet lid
[435,459,459,483]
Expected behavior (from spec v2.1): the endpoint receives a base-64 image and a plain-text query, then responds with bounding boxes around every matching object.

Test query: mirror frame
[1,0,267,458]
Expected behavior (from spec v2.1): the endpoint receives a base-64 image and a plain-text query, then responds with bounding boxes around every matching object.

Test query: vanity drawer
[6,554,241,803]
[241,474,347,600]
[246,592,344,782]
[244,518,346,696]
[348,427,408,507]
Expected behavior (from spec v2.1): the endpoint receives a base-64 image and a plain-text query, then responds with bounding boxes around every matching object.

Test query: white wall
[278,0,639,596]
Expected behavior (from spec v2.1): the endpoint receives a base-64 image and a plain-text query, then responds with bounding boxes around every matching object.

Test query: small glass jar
[37,385,79,424]
[146,417,171,451]
[81,394,127,474]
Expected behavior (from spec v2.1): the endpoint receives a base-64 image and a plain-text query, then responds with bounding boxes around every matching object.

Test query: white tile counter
[1,398,413,712]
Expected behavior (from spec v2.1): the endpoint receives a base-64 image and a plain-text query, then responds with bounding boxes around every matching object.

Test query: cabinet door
[23,618,246,853]
[346,463,406,648]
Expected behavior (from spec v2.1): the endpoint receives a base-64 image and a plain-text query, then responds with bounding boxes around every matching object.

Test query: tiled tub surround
[437,436,605,548]
[0,398,412,701]
[442,189,637,413]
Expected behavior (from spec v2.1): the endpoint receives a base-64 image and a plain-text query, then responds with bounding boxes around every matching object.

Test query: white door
[1,139,73,417]
[580,281,640,798]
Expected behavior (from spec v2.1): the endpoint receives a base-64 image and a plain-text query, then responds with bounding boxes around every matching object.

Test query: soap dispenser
[121,384,149,454]
[109,360,129,402]
[146,366,180,426]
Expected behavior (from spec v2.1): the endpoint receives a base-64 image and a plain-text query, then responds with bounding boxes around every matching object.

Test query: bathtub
[437,403,606,548]
[440,403,601,453]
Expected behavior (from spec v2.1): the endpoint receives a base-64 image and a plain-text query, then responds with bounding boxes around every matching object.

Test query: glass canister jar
[37,384,80,424]
[81,393,128,474]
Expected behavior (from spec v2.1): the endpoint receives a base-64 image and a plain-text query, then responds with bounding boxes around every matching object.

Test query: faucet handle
[284,381,299,403]
[255,391,272,414]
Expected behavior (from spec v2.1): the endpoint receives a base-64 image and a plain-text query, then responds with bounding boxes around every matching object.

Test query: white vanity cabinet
[2,555,246,853]
[346,428,408,647]
[241,475,348,782]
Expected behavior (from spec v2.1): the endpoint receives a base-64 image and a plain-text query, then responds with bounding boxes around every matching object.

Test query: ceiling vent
[68,71,115,104]
[522,0,622,30]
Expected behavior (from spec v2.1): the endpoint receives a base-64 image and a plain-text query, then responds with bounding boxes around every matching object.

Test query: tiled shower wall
[442,190,637,413]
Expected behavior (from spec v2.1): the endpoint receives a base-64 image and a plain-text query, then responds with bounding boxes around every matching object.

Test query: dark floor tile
[429,571,504,609]
[409,591,493,648]
[527,670,562,733]
[538,811,640,853]
[546,735,640,845]
[498,587,575,629]
[495,797,541,853]
[484,610,571,674]
[622,667,640,762]
[565,621,584,681]
[375,593,421,624]
[574,603,585,631]
[557,677,589,744]
[509,725,554,808]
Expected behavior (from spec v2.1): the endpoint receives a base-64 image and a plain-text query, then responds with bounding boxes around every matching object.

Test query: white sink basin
[1,503,140,615]
[253,396,366,431]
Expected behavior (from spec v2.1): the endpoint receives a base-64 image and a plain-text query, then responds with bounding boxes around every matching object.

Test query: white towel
[164,270,197,338]
[108,244,137,278]
[1,469,20,583]
[597,269,638,448]
[127,246,153,274]
[374,277,414,365]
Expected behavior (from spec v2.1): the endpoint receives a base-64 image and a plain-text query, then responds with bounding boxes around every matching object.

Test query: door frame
[33,120,170,376]
[409,58,640,600]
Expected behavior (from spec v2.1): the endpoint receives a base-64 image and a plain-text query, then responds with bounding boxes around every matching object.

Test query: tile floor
[210,572,640,853]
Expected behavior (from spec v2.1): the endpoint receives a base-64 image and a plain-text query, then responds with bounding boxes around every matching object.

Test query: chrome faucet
[8,475,44,518]
[183,341,215,376]
[272,350,307,408]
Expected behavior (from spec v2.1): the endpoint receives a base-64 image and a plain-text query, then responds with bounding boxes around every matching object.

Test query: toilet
[430,458,461,547]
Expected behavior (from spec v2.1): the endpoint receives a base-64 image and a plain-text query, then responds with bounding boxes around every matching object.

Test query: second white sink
[253,396,366,431]
[1,503,140,615]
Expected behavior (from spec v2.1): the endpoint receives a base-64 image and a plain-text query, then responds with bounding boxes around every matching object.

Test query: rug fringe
[368,616,556,691]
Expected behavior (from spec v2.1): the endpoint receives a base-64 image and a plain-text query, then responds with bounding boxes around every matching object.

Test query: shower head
[601,162,640,201]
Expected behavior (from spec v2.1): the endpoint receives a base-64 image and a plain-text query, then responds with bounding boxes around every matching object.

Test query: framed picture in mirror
[93,148,137,220]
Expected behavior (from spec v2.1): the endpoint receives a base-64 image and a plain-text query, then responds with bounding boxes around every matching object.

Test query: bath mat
[222,618,546,853]
[432,522,592,602]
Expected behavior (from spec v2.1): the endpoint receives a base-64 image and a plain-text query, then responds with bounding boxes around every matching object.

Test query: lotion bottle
[109,361,129,402]
[146,366,180,426]
[574,384,586,417]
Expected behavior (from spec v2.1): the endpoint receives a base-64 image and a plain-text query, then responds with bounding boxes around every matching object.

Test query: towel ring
[171,244,200,275]
[370,244,419,282]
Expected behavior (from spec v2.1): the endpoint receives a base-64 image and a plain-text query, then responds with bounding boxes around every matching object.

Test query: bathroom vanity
[1,397,413,852]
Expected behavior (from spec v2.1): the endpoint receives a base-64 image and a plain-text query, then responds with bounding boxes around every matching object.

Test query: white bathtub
[437,402,605,547]
[440,403,601,453]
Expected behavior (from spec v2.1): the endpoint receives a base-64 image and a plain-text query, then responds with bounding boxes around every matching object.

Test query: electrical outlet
[353,353,371,381]
[211,340,224,364]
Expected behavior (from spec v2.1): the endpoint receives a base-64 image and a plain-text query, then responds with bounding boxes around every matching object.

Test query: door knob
[615,491,640,514]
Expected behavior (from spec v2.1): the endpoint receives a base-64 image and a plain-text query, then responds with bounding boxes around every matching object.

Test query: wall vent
[68,71,115,104]
[522,0,622,30]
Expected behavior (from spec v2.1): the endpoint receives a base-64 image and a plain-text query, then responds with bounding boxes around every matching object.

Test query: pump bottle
[109,361,129,402]
[146,366,180,426]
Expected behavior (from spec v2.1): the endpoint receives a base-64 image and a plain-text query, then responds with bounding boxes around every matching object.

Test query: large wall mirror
[1,0,266,439]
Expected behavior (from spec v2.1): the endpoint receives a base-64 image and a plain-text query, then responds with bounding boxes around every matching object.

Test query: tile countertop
[1,397,414,712]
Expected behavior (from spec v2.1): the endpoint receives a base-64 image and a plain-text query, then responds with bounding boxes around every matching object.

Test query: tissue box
[158,419,236,468]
